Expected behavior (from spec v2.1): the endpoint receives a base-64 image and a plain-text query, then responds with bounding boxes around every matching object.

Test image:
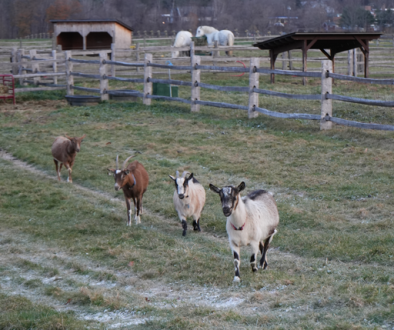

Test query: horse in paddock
[195,26,234,56]
[172,31,193,58]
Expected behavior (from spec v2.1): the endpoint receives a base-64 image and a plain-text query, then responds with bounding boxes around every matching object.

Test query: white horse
[195,26,234,56]
[172,31,193,58]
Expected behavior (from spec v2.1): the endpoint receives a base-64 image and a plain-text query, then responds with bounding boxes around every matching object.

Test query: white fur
[172,31,193,58]
[195,26,234,55]
[173,178,205,222]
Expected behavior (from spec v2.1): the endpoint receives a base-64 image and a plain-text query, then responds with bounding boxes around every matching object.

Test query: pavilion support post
[364,48,369,78]
[143,53,152,105]
[302,40,307,85]
[320,60,332,131]
[269,49,277,84]
[353,48,357,77]
[248,57,259,119]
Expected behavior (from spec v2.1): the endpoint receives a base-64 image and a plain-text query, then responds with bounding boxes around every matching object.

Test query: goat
[209,182,279,282]
[51,134,86,183]
[169,171,206,236]
[108,155,149,226]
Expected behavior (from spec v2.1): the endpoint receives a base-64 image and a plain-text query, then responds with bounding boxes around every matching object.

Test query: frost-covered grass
[0,74,393,328]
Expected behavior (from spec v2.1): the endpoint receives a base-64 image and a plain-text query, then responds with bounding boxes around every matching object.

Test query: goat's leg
[135,199,141,224]
[192,216,201,232]
[65,164,72,183]
[53,159,61,181]
[125,197,132,226]
[260,230,277,270]
[232,247,241,282]
[250,242,259,272]
[181,219,187,236]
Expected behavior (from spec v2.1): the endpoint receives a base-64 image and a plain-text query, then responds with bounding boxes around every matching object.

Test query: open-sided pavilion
[253,32,382,83]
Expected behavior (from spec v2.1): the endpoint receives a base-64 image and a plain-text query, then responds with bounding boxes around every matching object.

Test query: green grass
[0,73,394,328]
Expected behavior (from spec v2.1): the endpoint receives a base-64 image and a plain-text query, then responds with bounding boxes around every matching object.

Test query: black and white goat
[209,182,279,282]
[169,171,206,236]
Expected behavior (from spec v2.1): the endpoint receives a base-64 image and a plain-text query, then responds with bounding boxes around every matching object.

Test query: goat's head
[65,134,86,152]
[107,155,136,191]
[209,182,245,217]
[169,171,193,200]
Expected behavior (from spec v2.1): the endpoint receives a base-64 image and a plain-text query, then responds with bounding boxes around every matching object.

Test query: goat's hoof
[252,267,258,273]
[233,276,241,283]
[182,230,187,236]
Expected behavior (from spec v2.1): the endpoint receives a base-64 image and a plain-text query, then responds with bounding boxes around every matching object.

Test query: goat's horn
[116,155,119,171]
[122,154,136,170]
[181,171,191,178]
[176,171,179,178]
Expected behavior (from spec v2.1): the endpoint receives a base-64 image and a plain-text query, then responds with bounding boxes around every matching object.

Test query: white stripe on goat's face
[113,171,126,191]
[219,186,238,217]
[175,177,189,200]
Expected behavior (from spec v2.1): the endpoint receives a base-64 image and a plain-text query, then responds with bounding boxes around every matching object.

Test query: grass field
[0,72,394,329]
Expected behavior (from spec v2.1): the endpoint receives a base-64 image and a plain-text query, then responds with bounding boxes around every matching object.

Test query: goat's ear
[65,134,72,140]
[187,173,194,180]
[237,182,246,192]
[209,184,221,194]
[80,134,86,140]
[124,170,130,175]
[169,175,176,181]
[107,168,115,175]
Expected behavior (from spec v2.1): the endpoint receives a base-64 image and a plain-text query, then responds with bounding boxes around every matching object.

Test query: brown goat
[51,134,86,183]
[108,155,149,226]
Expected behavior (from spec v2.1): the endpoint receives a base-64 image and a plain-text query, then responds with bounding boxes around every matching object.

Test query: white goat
[169,171,206,236]
[209,182,279,282]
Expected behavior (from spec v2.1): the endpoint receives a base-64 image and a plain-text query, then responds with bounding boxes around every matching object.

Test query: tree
[375,8,394,30]
[340,6,374,30]
[46,0,82,22]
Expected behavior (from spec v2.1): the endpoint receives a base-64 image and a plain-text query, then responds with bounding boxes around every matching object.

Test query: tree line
[1,0,394,40]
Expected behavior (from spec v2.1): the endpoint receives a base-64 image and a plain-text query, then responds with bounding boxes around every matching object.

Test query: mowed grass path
[0,77,394,328]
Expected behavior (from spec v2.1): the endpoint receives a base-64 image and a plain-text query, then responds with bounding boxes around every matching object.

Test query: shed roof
[50,19,133,31]
[253,32,382,55]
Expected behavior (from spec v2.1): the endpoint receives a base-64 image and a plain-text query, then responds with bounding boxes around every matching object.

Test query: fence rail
[4,43,394,132]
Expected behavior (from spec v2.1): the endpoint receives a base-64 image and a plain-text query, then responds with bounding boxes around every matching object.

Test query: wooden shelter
[51,19,133,51]
[253,32,382,83]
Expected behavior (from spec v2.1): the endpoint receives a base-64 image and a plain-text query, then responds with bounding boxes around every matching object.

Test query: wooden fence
[5,45,394,132]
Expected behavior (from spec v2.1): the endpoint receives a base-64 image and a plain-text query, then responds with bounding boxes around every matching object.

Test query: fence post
[320,60,332,130]
[65,50,74,96]
[136,43,140,73]
[18,49,27,85]
[213,40,219,57]
[281,52,286,70]
[99,51,109,101]
[52,50,57,85]
[191,55,201,112]
[11,48,18,75]
[248,57,259,119]
[29,49,40,85]
[111,43,116,77]
[143,53,152,105]
[190,41,195,63]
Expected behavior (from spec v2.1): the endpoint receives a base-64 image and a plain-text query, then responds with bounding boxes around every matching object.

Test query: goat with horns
[108,154,149,226]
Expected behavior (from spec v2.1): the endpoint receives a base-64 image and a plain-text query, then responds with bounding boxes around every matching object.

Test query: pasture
[0,72,394,329]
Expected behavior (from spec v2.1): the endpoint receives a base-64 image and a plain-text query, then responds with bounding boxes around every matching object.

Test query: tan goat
[51,134,86,183]
[169,171,206,236]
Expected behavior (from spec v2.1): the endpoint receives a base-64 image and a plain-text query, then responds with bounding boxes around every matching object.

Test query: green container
[191,36,211,56]
[153,82,178,97]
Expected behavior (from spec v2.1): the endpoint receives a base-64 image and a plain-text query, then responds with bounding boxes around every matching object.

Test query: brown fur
[108,158,149,226]
[51,134,85,183]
